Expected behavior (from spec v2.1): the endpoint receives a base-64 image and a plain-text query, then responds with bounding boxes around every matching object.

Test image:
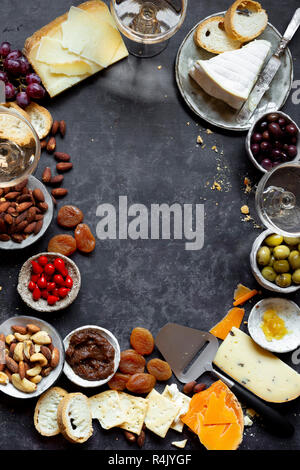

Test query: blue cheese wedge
[214,327,300,402]
[189,40,271,109]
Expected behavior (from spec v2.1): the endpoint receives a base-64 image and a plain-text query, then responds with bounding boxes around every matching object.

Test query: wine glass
[255,162,300,237]
[110,0,188,57]
[0,108,40,188]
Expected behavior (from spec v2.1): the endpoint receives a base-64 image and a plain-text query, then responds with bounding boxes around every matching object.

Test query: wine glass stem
[123,36,169,57]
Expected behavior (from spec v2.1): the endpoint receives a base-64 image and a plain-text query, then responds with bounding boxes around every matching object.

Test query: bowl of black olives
[246,112,300,173]
[250,229,300,293]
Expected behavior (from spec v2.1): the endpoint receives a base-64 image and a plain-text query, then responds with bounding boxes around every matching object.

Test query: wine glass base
[124,37,169,58]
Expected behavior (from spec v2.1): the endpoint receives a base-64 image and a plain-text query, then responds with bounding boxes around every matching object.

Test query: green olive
[289,251,300,270]
[268,255,275,267]
[261,266,277,282]
[273,259,290,273]
[265,234,284,247]
[284,236,300,245]
[257,246,271,266]
[275,273,292,288]
[292,269,300,285]
[273,245,290,260]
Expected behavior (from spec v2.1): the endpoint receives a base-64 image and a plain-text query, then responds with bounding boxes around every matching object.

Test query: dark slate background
[0,0,300,451]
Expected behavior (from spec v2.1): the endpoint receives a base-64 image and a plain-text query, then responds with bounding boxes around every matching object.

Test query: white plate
[175,13,293,131]
[248,298,300,353]
[63,325,120,388]
[0,175,53,250]
[0,315,64,399]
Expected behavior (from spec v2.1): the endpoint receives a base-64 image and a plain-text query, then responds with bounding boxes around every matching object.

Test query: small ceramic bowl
[250,229,300,294]
[246,111,300,173]
[0,176,53,250]
[248,298,300,353]
[0,315,64,399]
[17,252,81,312]
[63,325,120,388]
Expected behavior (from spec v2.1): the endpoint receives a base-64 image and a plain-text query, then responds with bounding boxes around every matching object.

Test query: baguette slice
[25,102,53,140]
[224,0,268,42]
[57,393,93,444]
[34,387,68,437]
[0,102,34,147]
[194,16,242,54]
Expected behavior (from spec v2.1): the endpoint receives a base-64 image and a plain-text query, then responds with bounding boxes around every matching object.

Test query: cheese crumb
[211,181,222,191]
[197,135,203,144]
[244,415,253,427]
[211,145,218,153]
[157,65,162,70]
[206,129,213,134]
[241,205,250,215]
[172,439,187,449]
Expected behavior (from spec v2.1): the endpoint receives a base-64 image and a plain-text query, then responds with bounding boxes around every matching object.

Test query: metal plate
[175,12,293,132]
[0,175,53,250]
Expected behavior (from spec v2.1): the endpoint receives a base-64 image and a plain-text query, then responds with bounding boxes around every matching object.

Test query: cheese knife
[156,323,294,437]
[237,8,300,124]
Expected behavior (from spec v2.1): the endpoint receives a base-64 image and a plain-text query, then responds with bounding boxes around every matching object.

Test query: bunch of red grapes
[0,41,46,108]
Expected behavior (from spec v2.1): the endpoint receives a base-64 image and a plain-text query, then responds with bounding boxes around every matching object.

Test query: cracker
[118,392,148,435]
[162,384,191,433]
[145,389,180,438]
[89,390,125,430]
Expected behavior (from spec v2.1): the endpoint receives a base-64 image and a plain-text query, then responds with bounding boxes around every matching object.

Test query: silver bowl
[17,252,81,312]
[246,111,300,173]
[250,229,300,294]
[0,315,64,399]
[63,325,120,388]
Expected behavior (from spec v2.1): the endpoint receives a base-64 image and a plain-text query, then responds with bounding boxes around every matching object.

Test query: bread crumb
[241,205,250,215]
[211,145,218,153]
[201,144,206,149]
[197,135,203,144]
[244,177,252,194]
[157,65,162,70]
[206,129,213,134]
[186,121,190,126]
[211,181,222,191]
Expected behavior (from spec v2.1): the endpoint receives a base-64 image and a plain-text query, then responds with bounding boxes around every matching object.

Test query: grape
[260,121,268,132]
[281,152,289,162]
[26,82,45,99]
[252,133,263,143]
[0,41,11,57]
[278,118,286,127]
[274,140,283,149]
[271,149,282,161]
[267,113,279,123]
[268,122,283,139]
[291,137,298,145]
[0,71,8,83]
[26,73,41,85]
[16,91,30,108]
[261,159,273,171]
[251,143,260,155]
[18,56,30,75]
[260,141,272,154]
[286,124,298,136]
[4,58,21,76]
[262,131,270,141]
[6,49,22,60]
[272,161,282,168]
[5,82,16,100]
[287,145,298,158]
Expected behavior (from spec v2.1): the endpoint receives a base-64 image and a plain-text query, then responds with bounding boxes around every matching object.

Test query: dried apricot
[147,358,172,381]
[130,327,154,355]
[108,372,130,391]
[48,234,77,256]
[119,349,146,375]
[74,223,95,253]
[57,205,84,228]
[126,373,156,394]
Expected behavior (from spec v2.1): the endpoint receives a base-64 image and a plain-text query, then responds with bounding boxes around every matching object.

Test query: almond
[51,120,60,136]
[42,167,52,183]
[46,137,56,153]
[15,220,28,233]
[16,193,32,203]
[40,346,52,362]
[0,234,9,242]
[40,139,47,150]
[26,324,40,334]
[5,356,19,374]
[11,325,27,335]
[35,214,44,221]
[54,152,71,162]
[0,202,10,213]
[50,348,60,368]
[49,175,64,185]
[56,162,73,172]
[51,196,57,207]
[33,188,45,203]
[41,367,52,377]
[34,219,43,235]
[59,120,66,137]
[17,202,32,213]
[51,188,68,198]
[4,214,13,225]
[14,179,28,191]
[18,361,26,380]
[26,206,37,224]
[11,234,23,243]
[5,192,20,200]
[24,222,36,234]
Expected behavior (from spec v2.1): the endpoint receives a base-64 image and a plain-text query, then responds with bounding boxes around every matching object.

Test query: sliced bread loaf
[25,102,53,140]
[57,393,93,444]
[34,386,68,436]
[194,16,242,54]
[224,0,268,42]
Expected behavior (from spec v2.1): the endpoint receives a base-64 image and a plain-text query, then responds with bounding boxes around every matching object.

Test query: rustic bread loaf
[224,0,268,42]
[57,392,93,444]
[194,16,242,54]
[34,386,68,437]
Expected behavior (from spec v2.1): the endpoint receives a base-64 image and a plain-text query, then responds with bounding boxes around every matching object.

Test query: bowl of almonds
[0,315,64,399]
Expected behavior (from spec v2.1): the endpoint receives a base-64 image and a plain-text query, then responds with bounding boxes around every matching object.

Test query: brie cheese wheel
[189,39,271,110]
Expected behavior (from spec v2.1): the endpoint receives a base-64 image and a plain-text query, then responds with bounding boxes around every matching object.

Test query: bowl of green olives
[250,230,300,293]
[246,111,300,173]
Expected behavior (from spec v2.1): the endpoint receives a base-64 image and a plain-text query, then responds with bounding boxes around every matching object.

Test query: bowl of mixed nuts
[0,315,64,399]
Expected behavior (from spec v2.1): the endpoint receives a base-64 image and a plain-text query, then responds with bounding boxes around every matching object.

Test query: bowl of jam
[63,325,120,387]
[246,111,300,173]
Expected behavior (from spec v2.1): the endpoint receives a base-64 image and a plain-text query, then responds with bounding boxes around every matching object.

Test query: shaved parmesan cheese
[50,61,93,76]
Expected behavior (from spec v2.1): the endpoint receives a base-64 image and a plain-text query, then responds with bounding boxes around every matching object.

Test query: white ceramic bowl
[248,298,300,353]
[0,315,64,399]
[250,229,300,294]
[17,252,81,312]
[246,111,300,173]
[63,325,120,388]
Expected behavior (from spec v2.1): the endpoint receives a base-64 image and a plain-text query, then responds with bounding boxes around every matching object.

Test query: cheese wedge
[214,327,300,402]
[189,39,271,110]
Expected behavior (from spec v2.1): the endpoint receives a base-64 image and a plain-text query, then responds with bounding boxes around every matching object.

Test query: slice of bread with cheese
[194,16,242,54]
[25,102,53,140]
[189,39,271,110]
[57,392,93,444]
[24,0,128,98]
[34,386,68,437]
[224,0,268,42]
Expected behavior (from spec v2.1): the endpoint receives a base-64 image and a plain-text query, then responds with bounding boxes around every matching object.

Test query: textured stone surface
[0,0,300,450]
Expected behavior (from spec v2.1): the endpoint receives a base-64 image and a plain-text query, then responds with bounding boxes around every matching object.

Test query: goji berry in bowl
[17,252,81,312]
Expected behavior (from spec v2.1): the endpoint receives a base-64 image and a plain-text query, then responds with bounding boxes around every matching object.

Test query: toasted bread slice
[194,16,242,54]
[34,386,68,437]
[25,102,53,140]
[57,393,93,444]
[224,0,268,42]
[0,102,34,147]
